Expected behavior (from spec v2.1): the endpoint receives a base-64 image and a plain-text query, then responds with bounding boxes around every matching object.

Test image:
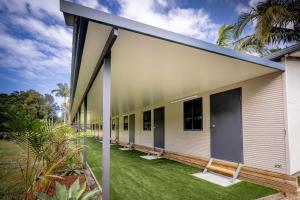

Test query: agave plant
[36,179,98,200]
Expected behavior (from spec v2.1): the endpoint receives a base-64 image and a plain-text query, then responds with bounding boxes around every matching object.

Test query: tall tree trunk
[63,97,67,123]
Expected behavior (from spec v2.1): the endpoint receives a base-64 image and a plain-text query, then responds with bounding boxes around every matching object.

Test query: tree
[217,0,300,55]
[51,83,70,123]
[44,94,60,124]
[0,90,59,132]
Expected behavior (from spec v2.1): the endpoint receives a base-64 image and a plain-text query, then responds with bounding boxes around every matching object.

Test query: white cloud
[0,0,72,88]
[235,3,249,14]
[235,0,262,14]
[249,0,261,8]
[0,29,71,80]
[75,0,111,13]
[0,0,63,21]
[116,0,219,42]
[13,17,72,49]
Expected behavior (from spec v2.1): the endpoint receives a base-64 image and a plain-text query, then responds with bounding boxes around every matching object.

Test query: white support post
[83,96,87,169]
[102,53,111,200]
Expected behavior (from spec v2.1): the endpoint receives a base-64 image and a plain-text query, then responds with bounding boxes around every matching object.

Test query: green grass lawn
[0,140,25,199]
[86,138,277,200]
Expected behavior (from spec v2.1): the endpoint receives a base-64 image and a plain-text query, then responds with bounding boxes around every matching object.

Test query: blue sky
[0,0,258,104]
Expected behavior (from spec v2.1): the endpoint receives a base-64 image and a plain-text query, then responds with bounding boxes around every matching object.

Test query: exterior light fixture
[170,95,198,104]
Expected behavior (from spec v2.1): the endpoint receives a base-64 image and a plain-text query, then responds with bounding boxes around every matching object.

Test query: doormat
[192,172,240,187]
[140,155,161,160]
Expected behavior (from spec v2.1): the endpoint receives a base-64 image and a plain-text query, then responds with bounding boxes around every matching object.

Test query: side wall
[284,58,300,175]
[116,72,287,174]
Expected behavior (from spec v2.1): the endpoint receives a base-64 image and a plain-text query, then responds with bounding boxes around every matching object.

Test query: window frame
[183,98,203,131]
[143,110,151,131]
[123,116,128,131]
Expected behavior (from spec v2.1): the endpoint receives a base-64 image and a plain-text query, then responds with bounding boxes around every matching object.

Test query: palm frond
[216,24,234,47]
[267,27,300,44]
[233,11,258,38]
[232,34,271,56]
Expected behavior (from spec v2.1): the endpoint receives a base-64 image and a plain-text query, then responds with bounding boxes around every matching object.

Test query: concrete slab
[119,147,131,151]
[140,155,161,160]
[256,193,286,200]
[192,172,240,187]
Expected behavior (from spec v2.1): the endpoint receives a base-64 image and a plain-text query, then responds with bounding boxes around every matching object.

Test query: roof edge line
[60,0,285,72]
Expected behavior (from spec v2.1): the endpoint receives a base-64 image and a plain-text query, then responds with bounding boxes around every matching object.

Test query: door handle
[211,124,216,128]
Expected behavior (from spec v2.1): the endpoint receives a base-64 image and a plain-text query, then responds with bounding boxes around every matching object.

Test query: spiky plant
[37,178,99,200]
[7,116,81,199]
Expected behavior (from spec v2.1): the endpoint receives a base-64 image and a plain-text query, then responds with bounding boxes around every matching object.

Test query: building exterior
[61,0,300,197]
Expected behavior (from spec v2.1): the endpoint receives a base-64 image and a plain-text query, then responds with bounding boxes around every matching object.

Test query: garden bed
[39,174,87,197]
[0,122,99,200]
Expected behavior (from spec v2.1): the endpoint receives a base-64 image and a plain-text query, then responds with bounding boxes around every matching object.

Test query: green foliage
[36,179,98,200]
[233,0,300,44]
[217,0,300,55]
[216,24,234,47]
[60,163,83,176]
[7,117,81,199]
[0,90,59,131]
[0,140,25,199]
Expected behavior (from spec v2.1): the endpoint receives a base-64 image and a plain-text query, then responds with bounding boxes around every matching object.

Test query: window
[100,123,102,130]
[123,116,128,130]
[143,110,151,131]
[184,98,203,131]
[112,119,116,130]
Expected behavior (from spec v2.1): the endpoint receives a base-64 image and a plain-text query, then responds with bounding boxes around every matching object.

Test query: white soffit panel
[290,50,300,57]
[71,22,112,117]
[87,67,103,123]
[110,29,278,115]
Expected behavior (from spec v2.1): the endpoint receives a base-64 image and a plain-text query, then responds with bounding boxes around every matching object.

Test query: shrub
[7,117,81,199]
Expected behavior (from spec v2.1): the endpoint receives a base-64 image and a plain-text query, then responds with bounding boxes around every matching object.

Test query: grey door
[116,118,119,140]
[210,88,243,163]
[154,107,165,149]
[129,114,135,143]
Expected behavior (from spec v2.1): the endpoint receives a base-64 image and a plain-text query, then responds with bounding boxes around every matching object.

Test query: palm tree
[51,83,70,123]
[217,0,300,55]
